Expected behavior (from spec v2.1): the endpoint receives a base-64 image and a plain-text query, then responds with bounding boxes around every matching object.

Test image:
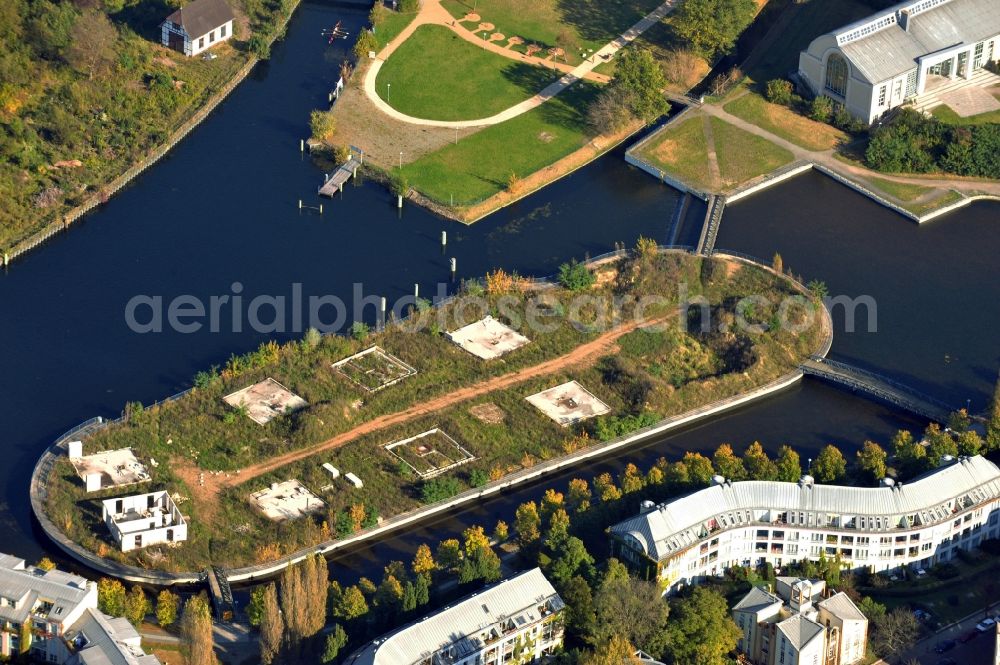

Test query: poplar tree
[260,583,284,665]
[180,595,216,665]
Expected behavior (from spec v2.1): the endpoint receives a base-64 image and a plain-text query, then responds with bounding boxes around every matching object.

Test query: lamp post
[399,151,403,170]
[387,82,391,103]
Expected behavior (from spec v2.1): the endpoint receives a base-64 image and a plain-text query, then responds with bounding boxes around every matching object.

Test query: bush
[249,34,271,59]
[809,95,833,123]
[369,2,389,27]
[353,30,378,59]
[765,79,793,105]
[421,477,462,503]
[309,109,336,142]
[469,469,489,487]
[398,0,421,12]
[557,259,596,291]
[350,321,370,341]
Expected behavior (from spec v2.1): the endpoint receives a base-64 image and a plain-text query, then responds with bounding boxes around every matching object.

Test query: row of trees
[97,578,179,628]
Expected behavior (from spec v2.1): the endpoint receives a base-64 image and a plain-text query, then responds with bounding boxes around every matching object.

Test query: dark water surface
[0,2,995,589]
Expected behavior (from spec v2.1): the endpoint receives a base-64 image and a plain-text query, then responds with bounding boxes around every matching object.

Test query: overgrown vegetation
[0,0,297,251]
[866,109,1000,178]
[46,249,826,571]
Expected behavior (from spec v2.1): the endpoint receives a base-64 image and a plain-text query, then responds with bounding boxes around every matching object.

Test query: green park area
[399,83,599,205]
[632,112,793,193]
[723,92,848,151]
[931,100,1000,126]
[440,0,665,65]
[375,25,560,121]
[44,250,826,572]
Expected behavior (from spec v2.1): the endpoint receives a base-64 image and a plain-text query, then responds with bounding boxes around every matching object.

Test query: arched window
[825,53,849,97]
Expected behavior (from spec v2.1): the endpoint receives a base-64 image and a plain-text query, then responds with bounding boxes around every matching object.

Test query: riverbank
[32,248,831,584]
[625,96,1000,224]
[4,0,306,267]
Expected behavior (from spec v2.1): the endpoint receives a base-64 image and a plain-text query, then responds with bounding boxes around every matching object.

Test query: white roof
[776,614,824,651]
[818,592,867,623]
[69,607,161,665]
[611,456,1000,561]
[813,0,1000,83]
[344,569,563,665]
[0,558,93,626]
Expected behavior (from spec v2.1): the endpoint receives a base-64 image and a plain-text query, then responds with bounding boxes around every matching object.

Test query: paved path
[363,0,679,128]
[700,103,1000,196]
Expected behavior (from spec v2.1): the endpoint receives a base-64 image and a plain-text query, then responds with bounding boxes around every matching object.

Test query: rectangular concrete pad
[250,479,325,522]
[223,378,308,425]
[446,316,531,360]
[525,380,611,427]
[70,448,151,491]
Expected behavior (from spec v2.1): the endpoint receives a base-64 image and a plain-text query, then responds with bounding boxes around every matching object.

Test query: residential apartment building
[609,455,1000,593]
[343,568,565,665]
[0,553,159,664]
[733,578,868,665]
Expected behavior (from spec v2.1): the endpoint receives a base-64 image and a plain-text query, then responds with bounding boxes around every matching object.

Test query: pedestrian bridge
[800,357,954,422]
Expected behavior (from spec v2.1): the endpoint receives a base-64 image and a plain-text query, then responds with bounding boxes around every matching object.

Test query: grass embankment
[634,116,712,190]
[861,176,964,216]
[724,92,847,151]
[633,112,793,193]
[440,0,664,66]
[0,0,295,252]
[709,116,794,186]
[47,252,825,572]
[401,82,601,204]
[375,25,560,121]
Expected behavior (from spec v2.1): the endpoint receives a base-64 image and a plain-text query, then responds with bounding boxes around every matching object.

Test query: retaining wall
[30,249,832,586]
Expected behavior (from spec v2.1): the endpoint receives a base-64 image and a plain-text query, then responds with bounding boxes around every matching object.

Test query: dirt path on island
[176,312,672,511]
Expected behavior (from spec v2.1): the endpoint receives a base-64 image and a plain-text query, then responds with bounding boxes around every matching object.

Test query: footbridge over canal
[800,357,955,422]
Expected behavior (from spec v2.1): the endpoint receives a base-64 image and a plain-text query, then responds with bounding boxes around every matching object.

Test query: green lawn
[745,0,872,84]
[724,92,848,151]
[633,115,713,191]
[863,177,965,216]
[440,0,664,65]
[375,25,559,121]
[931,102,1000,126]
[400,83,599,204]
[710,116,794,186]
[374,8,419,50]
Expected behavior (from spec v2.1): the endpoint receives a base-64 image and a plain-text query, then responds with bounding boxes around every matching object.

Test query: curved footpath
[30,249,832,586]
[363,0,679,128]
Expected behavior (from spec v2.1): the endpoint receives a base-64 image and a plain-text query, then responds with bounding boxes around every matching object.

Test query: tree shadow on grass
[500,61,566,95]
[555,0,659,45]
[112,0,175,42]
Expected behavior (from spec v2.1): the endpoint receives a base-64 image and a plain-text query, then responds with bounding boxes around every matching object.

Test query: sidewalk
[363,0,680,128]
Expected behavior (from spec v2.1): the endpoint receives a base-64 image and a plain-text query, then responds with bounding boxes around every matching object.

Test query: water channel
[1,1,997,592]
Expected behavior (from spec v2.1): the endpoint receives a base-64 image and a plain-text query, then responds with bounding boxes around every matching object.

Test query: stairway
[911,69,1000,115]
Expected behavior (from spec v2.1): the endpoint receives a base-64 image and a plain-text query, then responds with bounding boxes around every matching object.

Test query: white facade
[798,0,1000,123]
[344,568,565,665]
[0,553,160,664]
[733,580,868,665]
[160,0,234,57]
[610,456,1000,593]
[102,491,188,553]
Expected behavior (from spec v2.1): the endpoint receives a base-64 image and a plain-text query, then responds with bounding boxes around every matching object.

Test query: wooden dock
[318,155,362,197]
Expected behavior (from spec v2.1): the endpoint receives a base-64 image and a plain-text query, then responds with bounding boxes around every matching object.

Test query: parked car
[958,630,979,643]
[933,639,956,653]
[914,609,933,622]
[975,617,996,632]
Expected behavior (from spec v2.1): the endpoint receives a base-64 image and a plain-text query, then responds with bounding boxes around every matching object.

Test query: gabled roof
[0,563,92,626]
[823,0,1000,83]
[69,608,161,665]
[733,586,782,615]
[776,614,825,651]
[610,456,1000,561]
[344,568,563,665]
[818,592,868,623]
[164,0,234,39]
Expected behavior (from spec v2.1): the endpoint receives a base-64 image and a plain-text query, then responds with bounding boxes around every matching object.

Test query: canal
[1,1,997,591]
